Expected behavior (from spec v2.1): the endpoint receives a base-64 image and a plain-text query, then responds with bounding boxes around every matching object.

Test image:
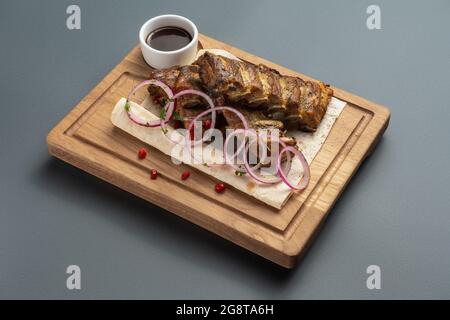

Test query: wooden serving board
[47,34,390,268]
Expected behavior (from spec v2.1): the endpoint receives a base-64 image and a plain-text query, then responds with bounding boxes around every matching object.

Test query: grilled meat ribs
[195,52,333,131]
[222,107,296,147]
[148,52,333,132]
[149,65,206,108]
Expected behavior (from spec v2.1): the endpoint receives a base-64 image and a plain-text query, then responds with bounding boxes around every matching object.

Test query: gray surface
[1,0,449,299]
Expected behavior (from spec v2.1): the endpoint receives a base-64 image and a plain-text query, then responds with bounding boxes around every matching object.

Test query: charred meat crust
[147,52,333,133]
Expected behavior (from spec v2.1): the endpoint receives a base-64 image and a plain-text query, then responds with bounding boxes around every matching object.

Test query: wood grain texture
[47,34,390,268]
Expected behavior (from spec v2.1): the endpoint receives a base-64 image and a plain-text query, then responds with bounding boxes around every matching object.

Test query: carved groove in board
[65,72,147,136]
[284,109,372,238]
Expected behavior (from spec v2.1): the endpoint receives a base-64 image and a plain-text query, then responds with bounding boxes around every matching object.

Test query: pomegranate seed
[150,169,158,180]
[181,170,190,180]
[138,148,147,159]
[173,121,182,129]
[189,126,195,140]
[153,95,162,104]
[203,119,212,130]
[215,183,225,193]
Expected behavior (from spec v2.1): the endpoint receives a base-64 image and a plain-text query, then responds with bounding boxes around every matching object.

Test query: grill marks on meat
[147,52,333,133]
[173,65,205,108]
[148,66,180,94]
[284,81,331,131]
[223,108,283,130]
[197,54,274,107]
[195,52,332,131]
[148,65,207,109]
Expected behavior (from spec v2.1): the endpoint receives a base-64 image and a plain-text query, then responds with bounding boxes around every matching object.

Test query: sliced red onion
[242,143,280,185]
[277,146,310,191]
[126,79,175,128]
[239,135,294,185]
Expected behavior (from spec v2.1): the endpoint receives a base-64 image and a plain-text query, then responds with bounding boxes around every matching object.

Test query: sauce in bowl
[139,15,199,68]
[146,26,193,52]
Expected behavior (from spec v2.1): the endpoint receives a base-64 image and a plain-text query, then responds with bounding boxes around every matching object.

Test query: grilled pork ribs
[148,52,333,133]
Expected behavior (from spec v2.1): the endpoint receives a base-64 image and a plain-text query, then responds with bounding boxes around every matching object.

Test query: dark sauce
[146,26,192,51]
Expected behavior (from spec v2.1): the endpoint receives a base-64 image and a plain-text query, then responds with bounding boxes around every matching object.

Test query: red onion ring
[157,89,218,146]
[277,146,310,191]
[126,79,175,128]
[224,129,265,173]
[242,137,287,185]
[174,89,217,146]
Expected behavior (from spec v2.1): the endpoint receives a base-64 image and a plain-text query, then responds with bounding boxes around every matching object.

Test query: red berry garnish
[203,119,212,130]
[138,148,147,159]
[150,169,158,180]
[181,170,190,180]
[173,121,182,129]
[215,183,225,193]
[189,126,195,140]
[153,95,162,104]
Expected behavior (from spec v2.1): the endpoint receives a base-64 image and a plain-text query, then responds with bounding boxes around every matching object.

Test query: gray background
[1,0,449,299]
